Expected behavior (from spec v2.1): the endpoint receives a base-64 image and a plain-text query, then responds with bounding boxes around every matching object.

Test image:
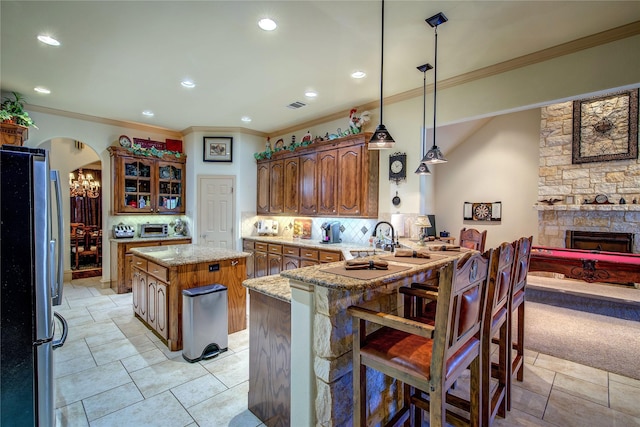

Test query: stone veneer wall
[538,101,640,252]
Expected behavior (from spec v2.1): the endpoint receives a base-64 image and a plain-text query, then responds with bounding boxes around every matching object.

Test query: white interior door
[198,176,235,249]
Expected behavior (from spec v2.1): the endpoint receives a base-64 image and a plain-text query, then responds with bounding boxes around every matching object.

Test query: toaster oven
[140,223,168,238]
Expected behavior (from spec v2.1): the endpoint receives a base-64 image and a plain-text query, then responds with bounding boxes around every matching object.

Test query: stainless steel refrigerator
[1,145,67,426]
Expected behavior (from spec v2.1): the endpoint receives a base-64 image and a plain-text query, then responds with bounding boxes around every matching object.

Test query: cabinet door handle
[231,260,239,266]
[136,262,143,265]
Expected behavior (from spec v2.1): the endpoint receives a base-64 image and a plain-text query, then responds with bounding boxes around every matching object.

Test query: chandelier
[69,168,100,198]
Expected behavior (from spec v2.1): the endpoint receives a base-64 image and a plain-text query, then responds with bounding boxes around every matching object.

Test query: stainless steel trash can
[182,284,228,363]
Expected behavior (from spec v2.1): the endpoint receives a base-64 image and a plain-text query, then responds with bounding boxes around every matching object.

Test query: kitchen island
[243,240,468,427]
[130,244,249,351]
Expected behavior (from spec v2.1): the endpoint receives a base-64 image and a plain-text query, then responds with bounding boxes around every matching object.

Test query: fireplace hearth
[566,230,633,253]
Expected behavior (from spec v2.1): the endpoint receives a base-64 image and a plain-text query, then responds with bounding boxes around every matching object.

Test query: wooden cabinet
[299,153,318,215]
[0,122,28,146]
[255,133,378,218]
[317,150,338,215]
[269,160,284,214]
[256,162,270,214]
[254,242,269,278]
[283,157,299,214]
[110,238,191,294]
[242,238,343,275]
[243,240,255,279]
[337,145,362,215]
[131,250,247,351]
[108,146,186,215]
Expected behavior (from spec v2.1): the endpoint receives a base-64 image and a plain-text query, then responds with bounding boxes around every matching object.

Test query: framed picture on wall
[572,89,638,164]
[203,136,233,162]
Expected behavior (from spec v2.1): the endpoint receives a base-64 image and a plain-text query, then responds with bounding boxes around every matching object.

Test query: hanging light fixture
[415,63,433,175]
[69,168,100,198]
[421,12,448,164]
[369,0,395,150]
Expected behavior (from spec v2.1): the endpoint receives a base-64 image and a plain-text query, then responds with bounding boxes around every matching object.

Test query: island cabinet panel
[133,253,246,351]
[255,132,378,218]
[317,150,338,215]
[299,153,318,215]
[256,162,270,214]
[283,157,299,214]
[248,290,291,427]
[269,160,284,214]
[111,238,191,294]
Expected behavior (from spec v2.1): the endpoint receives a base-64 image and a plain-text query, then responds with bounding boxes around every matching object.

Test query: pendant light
[421,12,448,164]
[369,0,395,150]
[415,63,433,175]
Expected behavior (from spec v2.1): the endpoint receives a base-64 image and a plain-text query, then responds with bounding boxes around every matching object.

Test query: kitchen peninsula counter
[130,244,249,351]
[243,245,469,426]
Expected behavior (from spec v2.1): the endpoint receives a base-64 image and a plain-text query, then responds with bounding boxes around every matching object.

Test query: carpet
[525,301,640,380]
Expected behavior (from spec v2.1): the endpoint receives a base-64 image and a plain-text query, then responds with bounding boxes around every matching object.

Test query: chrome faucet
[372,221,397,252]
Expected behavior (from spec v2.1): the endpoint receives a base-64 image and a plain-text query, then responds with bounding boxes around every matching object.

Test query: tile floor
[54,277,640,427]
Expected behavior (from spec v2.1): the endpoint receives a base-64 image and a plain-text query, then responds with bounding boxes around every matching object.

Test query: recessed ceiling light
[142,110,154,117]
[351,71,366,79]
[304,91,318,98]
[37,34,60,46]
[241,116,252,123]
[258,18,277,31]
[181,79,195,88]
[34,87,51,94]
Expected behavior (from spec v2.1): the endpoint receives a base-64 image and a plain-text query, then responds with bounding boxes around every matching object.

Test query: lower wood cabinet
[242,238,343,278]
[132,253,247,351]
[248,290,291,426]
[110,238,191,294]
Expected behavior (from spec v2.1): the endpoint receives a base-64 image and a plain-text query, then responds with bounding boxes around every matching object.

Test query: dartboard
[473,203,491,221]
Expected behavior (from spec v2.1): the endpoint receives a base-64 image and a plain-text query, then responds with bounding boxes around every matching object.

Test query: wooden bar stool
[349,250,496,427]
[507,236,533,409]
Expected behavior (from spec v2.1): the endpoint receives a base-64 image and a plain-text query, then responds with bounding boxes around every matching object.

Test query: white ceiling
[2,1,639,135]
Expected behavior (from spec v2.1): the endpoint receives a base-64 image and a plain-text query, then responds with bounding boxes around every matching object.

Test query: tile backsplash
[241,212,430,245]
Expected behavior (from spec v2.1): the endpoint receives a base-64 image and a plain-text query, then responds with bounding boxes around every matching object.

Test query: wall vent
[286,101,306,109]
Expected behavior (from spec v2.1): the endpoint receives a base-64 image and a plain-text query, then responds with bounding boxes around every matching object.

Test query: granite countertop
[242,236,457,260]
[130,244,249,267]
[243,275,291,303]
[280,250,470,291]
[110,235,192,243]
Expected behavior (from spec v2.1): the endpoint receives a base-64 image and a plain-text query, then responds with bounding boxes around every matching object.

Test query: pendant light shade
[421,12,448,164]
[415,63,433,175]
[369,0,395,150]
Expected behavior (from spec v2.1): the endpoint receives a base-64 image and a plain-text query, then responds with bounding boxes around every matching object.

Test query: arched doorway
[69,162,103,278]
[41,137,103,281]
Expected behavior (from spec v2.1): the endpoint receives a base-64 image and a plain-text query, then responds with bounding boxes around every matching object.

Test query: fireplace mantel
[533,204,640,212]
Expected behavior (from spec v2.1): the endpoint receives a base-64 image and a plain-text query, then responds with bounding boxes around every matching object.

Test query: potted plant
[1,92,37,128]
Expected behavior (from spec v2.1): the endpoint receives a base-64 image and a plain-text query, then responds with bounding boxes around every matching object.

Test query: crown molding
[181,126,268,138]
[269,20,640,137]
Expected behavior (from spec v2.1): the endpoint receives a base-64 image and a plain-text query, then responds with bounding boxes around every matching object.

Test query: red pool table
[529,246,640,285]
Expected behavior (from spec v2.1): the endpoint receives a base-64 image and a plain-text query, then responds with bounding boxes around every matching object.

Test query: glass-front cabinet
[156,162,184,213]
[109,146,186,214]
[122,157,154,213]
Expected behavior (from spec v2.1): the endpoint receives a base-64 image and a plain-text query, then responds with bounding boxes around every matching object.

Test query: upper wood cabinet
[283,157,299,214]
[317,150,338,215]
[256,162,269,214]
[256,133,379,218]
[269,160,284,214]
[108,146,186,215]
[299,153,318,215]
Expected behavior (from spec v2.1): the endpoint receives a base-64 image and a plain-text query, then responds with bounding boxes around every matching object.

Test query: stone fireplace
[536,100,640,253]
[566,230,633,253]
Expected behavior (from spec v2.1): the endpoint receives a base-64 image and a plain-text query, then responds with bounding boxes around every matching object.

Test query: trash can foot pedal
[183,342,228,363]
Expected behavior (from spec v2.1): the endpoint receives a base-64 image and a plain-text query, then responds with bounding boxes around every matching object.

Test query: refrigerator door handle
[50,170,64,306]
[52,312,68,349]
